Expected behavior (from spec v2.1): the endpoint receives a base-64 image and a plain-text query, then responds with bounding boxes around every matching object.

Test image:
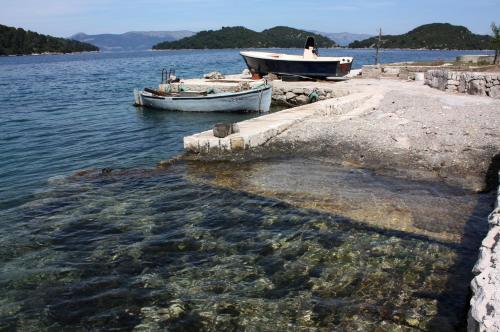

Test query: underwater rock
[157,303,185,320]
[73,169,93,177]
[101,168,113,174]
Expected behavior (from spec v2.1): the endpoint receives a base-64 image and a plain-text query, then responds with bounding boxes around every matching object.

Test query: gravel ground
[265,78,500,191]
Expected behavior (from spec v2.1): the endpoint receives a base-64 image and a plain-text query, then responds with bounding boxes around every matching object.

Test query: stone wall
[362,64,442,80]
[457,55,495,64]
[468,179,500,331]
[425,70,500,99]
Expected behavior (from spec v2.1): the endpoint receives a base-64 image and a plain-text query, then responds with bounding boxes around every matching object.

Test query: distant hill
[0,24,98,56]
[311,31,372,46]
[153,26,337,49]
[70,31,195,51]
[348,23,492,50]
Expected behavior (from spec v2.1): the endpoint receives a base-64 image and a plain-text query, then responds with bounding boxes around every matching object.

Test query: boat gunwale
[141,85,272,101]
[240,51,353,63]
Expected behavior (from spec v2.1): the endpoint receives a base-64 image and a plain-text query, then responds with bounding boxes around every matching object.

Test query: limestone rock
[488,85,500,99]
[295,95,310,105]
[272,95,287,104]
[231,123,240,134]
[267,73,279,80]
[362,65,382,78]
[468,79,487,96]
[459,78,467,93]
[213,123,238,138]
[285,92,296,100]
[468,204,500,331]
[383,67,400,75]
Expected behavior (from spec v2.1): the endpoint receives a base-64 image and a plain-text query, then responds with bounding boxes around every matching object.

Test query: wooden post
[375,28,383,65]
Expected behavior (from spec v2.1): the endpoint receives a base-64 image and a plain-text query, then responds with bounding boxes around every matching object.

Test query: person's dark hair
[304,36,316,49]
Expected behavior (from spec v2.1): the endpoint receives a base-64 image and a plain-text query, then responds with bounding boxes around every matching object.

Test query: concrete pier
[183,92,369,154]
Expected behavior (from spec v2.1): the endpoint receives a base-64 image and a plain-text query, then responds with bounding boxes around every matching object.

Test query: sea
[0,48,495,330]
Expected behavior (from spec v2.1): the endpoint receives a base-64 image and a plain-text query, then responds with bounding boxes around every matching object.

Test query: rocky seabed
[469,177,500,331]
[426,70,500,99]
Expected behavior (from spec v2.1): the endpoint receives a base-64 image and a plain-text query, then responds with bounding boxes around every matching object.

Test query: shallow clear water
[0,162,492,331]
[0,49,495,331]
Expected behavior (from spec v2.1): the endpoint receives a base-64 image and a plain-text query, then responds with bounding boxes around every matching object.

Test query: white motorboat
[240,37,354,79]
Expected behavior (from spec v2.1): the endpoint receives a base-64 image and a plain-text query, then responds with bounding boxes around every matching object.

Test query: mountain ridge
[70,30,195,51]
[310,31,373,46]
[153,26,337,50]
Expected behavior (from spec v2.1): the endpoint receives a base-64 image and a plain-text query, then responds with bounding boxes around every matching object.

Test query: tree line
[348,23,493,50]
[0,24,99,56]
[153,26,336,50]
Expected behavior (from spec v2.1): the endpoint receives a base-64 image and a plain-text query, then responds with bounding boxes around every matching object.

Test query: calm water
[0,48,494,208]
[0,49,495,330]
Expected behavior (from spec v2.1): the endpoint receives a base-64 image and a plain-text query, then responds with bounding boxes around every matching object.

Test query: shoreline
[0,50,100,57]
[151,47,495,51]
[2,49,491,56]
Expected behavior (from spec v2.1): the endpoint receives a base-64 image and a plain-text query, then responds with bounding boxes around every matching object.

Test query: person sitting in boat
[303,36,319,59]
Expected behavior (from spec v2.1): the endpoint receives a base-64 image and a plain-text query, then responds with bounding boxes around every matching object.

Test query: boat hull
[139,85,272,112]
[241,53,353,79]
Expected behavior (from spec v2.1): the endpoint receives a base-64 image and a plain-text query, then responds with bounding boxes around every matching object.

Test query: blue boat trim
[141,86,271,101]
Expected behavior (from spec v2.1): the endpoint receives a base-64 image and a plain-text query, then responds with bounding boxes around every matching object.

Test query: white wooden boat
[135,84,272,113]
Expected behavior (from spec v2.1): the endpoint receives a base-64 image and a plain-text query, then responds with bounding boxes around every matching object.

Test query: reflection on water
[0,161,493,331]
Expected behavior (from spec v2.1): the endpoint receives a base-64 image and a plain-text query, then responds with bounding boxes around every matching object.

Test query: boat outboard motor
[304,36,319,58]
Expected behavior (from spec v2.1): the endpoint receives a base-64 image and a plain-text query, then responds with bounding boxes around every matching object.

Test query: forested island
[348,23,492,50]
[0,24,99,56]
[153,26,336,49]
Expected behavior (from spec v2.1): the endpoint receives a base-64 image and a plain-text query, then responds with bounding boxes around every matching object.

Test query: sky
[0,0,497,37]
